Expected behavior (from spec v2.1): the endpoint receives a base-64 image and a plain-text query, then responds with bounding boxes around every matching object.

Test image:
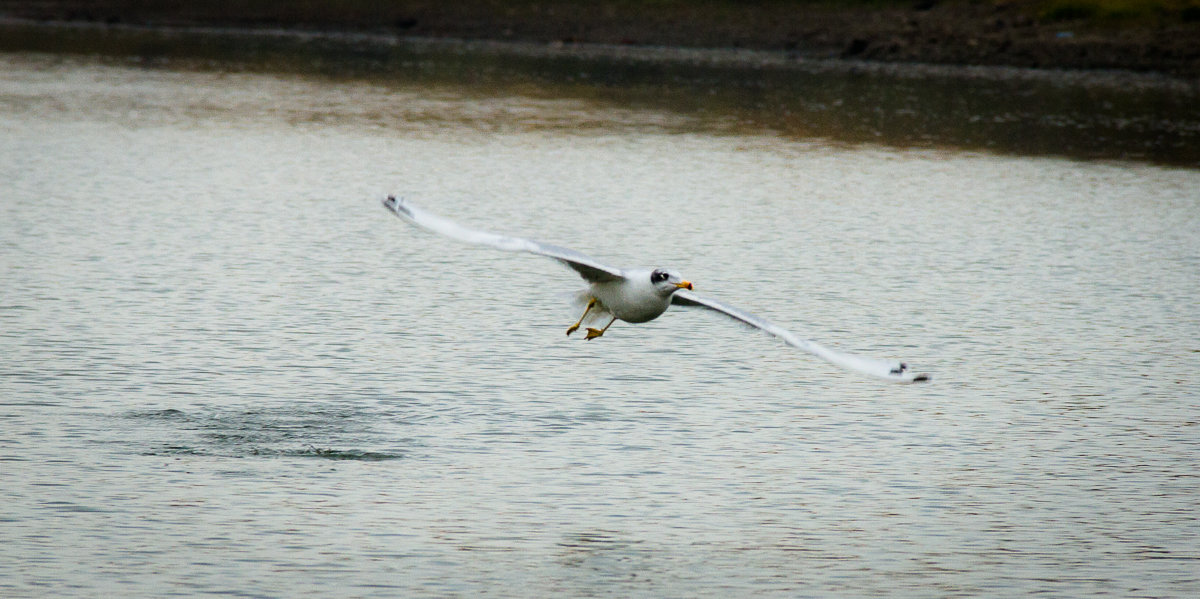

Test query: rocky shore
[2,1,1198,78]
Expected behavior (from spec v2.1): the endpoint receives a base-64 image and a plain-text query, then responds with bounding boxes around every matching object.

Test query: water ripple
[0,55,1197,598]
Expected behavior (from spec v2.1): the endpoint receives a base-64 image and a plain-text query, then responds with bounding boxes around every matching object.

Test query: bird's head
[650,268,693,295]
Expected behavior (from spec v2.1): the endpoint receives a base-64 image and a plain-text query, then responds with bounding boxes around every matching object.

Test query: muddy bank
[3,18,1197,166]
[3,1,1199,78]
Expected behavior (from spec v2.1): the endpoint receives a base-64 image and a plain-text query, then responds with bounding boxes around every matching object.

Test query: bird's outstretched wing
[382,196,625,283]
[672,290,929,383]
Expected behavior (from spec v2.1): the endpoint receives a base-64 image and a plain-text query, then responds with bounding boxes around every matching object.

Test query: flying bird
[382,196,929,383]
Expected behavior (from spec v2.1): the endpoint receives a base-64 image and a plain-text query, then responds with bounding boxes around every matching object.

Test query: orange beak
[676,280,693,290]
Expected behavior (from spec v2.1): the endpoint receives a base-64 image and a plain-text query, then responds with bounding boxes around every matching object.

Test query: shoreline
[2,1,1199,78]
[2,17,1197,94]
[3,16,1196,166]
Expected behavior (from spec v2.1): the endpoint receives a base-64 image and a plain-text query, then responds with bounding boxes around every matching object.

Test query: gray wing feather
[382,196,625,283]
[673,290,929,383]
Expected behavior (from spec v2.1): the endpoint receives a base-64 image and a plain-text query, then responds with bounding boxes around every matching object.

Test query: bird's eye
[652,271,667,282]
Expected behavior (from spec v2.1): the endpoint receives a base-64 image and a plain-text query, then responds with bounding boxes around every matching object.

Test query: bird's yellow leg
[566,298,597,336]
[585,317,617,340]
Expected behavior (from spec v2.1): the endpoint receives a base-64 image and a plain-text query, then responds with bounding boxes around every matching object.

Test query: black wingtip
[382,195,412,218]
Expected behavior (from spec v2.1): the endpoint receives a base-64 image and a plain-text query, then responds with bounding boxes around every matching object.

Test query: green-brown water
[2,20,1199,166]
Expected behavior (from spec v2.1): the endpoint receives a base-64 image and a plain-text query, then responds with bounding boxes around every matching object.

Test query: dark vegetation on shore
[3,1,1199,76]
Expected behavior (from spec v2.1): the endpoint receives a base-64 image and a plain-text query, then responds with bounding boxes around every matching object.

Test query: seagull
[382,196,929,383]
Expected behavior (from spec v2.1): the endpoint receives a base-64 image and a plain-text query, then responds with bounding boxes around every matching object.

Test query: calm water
[2,53,1198,597]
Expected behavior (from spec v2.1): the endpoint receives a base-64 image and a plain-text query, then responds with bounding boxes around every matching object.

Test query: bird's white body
[382,196,929,383]
[587,269,673,323]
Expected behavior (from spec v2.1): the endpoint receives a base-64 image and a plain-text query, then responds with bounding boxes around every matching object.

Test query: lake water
[1,52,1198,597]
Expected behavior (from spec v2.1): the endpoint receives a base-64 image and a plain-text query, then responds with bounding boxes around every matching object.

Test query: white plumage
[382,196,929,383]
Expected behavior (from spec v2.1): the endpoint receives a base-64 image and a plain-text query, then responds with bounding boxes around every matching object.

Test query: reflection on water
[2,20,1199,165]
[1,54,1198,597]
[127,407,407,460]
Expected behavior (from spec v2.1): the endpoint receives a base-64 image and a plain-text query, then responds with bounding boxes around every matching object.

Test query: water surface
[1,54,1198,597]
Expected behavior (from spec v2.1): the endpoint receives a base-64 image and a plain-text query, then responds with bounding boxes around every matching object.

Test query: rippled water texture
[1,54,1198,597]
